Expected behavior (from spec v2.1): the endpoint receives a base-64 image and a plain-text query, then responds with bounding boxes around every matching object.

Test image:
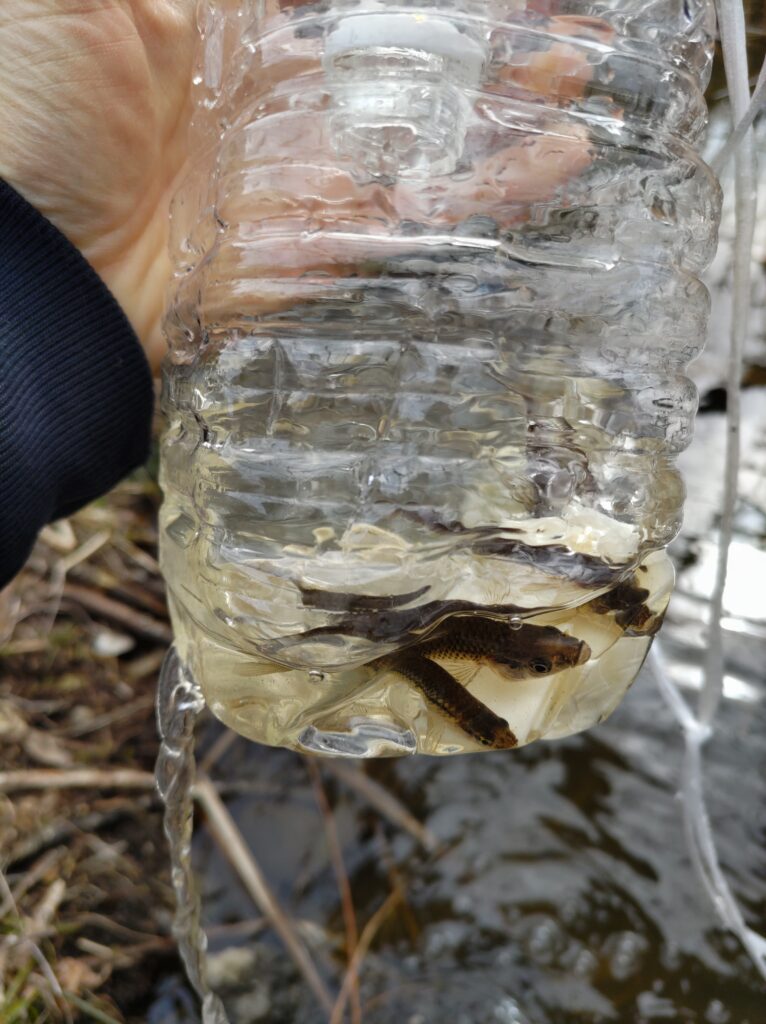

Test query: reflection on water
[182,654,765,1023]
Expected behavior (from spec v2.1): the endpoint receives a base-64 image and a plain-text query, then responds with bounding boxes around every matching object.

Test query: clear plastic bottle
[160,0,721,757]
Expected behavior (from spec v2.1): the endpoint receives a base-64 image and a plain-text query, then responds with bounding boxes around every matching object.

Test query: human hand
[0,1,196,372]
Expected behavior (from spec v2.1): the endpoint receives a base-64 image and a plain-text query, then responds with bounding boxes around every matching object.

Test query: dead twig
[111,535,161,577]
[330,890,403,1024]
[40,529,111,635]
[38,522,78,555]
[0,868,66,1005]
[307,759,361,1024]
[5,796,156,868]
[374,821,420,946]
[199,727,239,775]
[206,918,268,941]
[69,564,169,620]
[61,583,172,644]
[0,637,51,655]
[29,878,67,941]
[123,648,167,681]
[0,768,156,793]
[5,849,67,916]
[194,774,335,1019]
[60,695,155,738]
[360,981,423,1018]
[75,934,174,969]
[64,992,123,1024]
[57,532,112,576]
[76,913,169,945]
[325,762,438,854]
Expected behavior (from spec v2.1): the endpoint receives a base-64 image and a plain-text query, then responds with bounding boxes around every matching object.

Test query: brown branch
[307,759,361,1024]
[69,564,168,619]
[123,648,167,681]
[330,890,402,1024]
[60,696,156,738]
[0,769,156,793]
[324,762,438,853]
[199,728,239,775]
[111,535,161,576]
[194,775,335,1018]
[3,848,66,918]
[5,796,155,867]
[61,583,172,643]
[375,821,420,946]
[76,913,170,945]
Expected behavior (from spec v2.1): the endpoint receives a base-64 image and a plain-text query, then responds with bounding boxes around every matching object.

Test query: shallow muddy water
[150,641,764,1024]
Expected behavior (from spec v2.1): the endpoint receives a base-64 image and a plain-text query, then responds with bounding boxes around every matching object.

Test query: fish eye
[529,658,551,675]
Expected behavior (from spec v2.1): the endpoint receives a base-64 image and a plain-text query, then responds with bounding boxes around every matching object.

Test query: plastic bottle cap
[324,11,486,89]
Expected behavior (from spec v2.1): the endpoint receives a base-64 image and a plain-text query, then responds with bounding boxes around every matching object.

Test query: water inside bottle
[160,0,717,756]
[162,470,675,755]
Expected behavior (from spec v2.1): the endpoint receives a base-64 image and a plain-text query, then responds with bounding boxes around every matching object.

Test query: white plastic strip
[650,646,766,983]
[711,51,766,172]
[703,0,757,727]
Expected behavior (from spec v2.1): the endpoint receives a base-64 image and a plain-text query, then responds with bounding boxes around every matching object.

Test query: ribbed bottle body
[160,0,720,756]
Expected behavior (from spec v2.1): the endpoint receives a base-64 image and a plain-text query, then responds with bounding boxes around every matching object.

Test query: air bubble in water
[606,931,649,981]
[705,1001,731,1024]
[493,997,527,1024]
[526,916,565,966]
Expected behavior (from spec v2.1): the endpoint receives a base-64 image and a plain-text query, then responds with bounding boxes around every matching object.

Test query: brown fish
[589,574,664,637]
[292,591,541,650]
[375,616,590,749]
[381,652,519,750]
[415,617,591,679]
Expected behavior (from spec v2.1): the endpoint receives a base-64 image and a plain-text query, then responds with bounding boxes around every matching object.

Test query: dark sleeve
[0,180,154,588]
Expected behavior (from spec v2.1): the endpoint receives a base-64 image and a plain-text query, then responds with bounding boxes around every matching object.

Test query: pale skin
[0,0,196,372]
[211,5,602,316]
[0,2,603,364]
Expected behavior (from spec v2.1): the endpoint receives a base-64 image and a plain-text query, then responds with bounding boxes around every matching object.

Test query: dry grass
[0,471,177,1023]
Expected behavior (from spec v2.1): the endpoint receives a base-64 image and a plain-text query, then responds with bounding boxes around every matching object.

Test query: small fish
[395,511,623,589]
[382,652,518,750]
[415,617,591,679]
[291,583,592,749]
[377,616,590,749]
[298,583,431,614]
[589,573,664,636]
[292,594,536,648]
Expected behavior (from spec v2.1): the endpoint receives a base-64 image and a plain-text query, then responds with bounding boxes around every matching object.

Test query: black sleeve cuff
[0,179,154,587]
